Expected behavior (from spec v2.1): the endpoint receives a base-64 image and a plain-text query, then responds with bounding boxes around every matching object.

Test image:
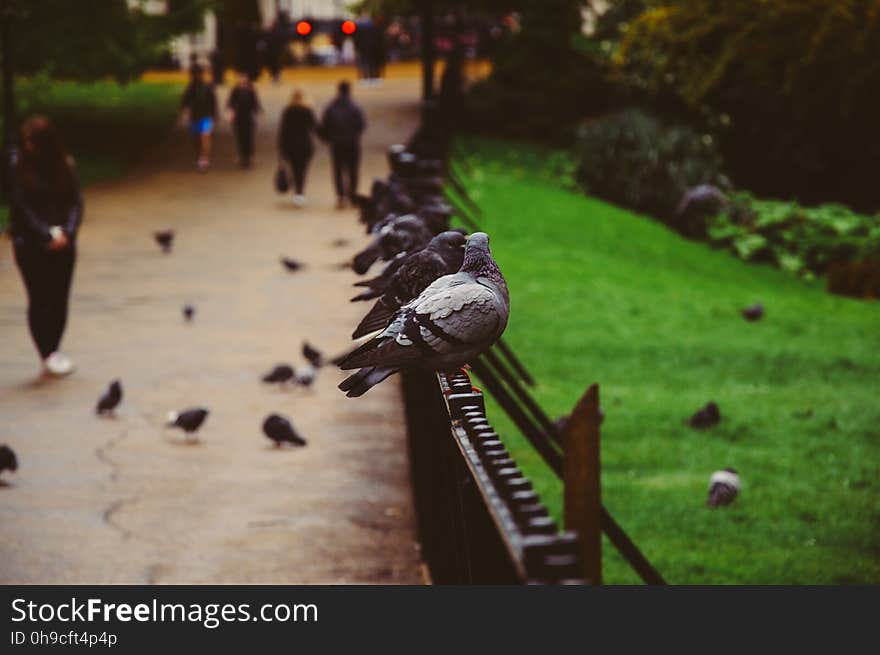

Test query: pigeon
[262,364,294,385]
[294,364,316,388]
[741,303,764,322]
[675,184,727,217]
[352,214,435,274]
[302,342,323,368]
[262,413,307,447]
[689,401,721,429]
[338,232,509,398]
[281,257,304,272]
[95,380,123,416]
[0,444,18,476]
[707,468,740,507]
[183,304,195,322]
[166,408,209,438]
[352,230,467,339]
[154,230,174,253]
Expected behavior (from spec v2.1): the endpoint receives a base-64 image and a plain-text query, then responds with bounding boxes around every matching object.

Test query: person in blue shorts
[180,65,218,171]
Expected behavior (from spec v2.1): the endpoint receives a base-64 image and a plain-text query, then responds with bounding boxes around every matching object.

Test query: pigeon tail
[350,288,381,302]
[353,242,382,275]
[339,366,399,397]
[352,301,396,340]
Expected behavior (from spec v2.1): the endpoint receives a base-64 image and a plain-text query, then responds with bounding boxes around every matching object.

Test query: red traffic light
[341,20,356,35]
[296,20,312,36]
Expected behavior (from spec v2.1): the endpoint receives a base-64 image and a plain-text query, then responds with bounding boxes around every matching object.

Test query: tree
[616,0,880,208]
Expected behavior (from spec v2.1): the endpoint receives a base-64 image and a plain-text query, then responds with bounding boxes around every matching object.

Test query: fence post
[563,383,602,584]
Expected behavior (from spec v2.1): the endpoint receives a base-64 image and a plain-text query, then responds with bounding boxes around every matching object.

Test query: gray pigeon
[0,444,17,476]
[294,363,316,388]
[352,230,467,339]
[263,413,306,447]
[338,232,509,397]
[95,380,123,416]
[707,468,740,507]
[166,408,209,439]
[352,214,435,274]
[262,364,294,385]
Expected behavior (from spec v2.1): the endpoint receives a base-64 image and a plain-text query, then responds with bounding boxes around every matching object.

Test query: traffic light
[341,20,356,36]
[295,20,313,37]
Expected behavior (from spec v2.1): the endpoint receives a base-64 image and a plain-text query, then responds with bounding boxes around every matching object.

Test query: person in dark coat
[9,116,83,377]
[226,73,262,168]
[319,81,366,208]
[180,65,218,171]
[278,89,318,206]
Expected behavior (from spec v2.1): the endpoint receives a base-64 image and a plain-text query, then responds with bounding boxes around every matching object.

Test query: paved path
[0,69,424,583]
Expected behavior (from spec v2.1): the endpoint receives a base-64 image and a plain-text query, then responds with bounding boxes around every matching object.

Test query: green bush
[707,193,880,296]
[573,108,725,224]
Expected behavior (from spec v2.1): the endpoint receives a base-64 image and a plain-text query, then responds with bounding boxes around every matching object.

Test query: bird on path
[338,232,509,398]
[741,303,764,322]
[154,230,174,253]
[302,342,324,368]
[281,257,304,272]
[294,364,316,388]
[352,230,467,339]
[707,468,740,507]
[0,445,18,476]
[689,401,721,429]
[183,304,195,322]
[166,408,209,439]
[263,414,306,447]
[95,380,123,417]
[262,364,295,386]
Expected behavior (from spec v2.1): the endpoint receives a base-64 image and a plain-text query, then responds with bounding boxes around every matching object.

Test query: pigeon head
[0,445,17,472]
[432,230,467,251]
[110,380,122,394]
[166,411,179,426]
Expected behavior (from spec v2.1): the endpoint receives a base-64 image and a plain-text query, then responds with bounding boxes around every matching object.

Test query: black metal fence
[402,369,584,584]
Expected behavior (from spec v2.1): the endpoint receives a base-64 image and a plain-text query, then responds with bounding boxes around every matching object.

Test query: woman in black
[226,73,262,168]
[9,116,84,377]
[278,89,318,207]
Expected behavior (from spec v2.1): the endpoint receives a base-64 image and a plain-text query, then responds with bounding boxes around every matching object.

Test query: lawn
[0,76,182,229]
[452,138,880,584]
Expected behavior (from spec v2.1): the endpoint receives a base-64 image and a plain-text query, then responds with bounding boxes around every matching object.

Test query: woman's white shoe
[44,352,75,377]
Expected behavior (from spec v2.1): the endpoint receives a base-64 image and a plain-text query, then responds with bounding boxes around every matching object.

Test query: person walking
[278,89,318,207]
[226,73,262,168]
[319,81,366,209]
[180,65,217,171]
[8,116,83,377]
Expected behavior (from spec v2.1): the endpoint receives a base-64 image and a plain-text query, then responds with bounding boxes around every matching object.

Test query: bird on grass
[166,408,209,440]
[338,232,509,398]
[95,380,123,417]
[689,401,721,429]
[154,230,174,253]
[262,364,295,386]
[741,302,764,322]
[707,468,740,507]
[183,304,195,322]
[0,445,18,476]
[302,342,324,368]
[351,230,466,339]
[263,414,306,447]
[281,257,304,272]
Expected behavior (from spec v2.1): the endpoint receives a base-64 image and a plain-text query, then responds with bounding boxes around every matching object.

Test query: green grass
[453,137,880,585]
[0,76,182,229]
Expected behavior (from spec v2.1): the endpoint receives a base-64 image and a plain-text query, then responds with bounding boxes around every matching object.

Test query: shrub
[707,193,880,295]
[573,108,725,224]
